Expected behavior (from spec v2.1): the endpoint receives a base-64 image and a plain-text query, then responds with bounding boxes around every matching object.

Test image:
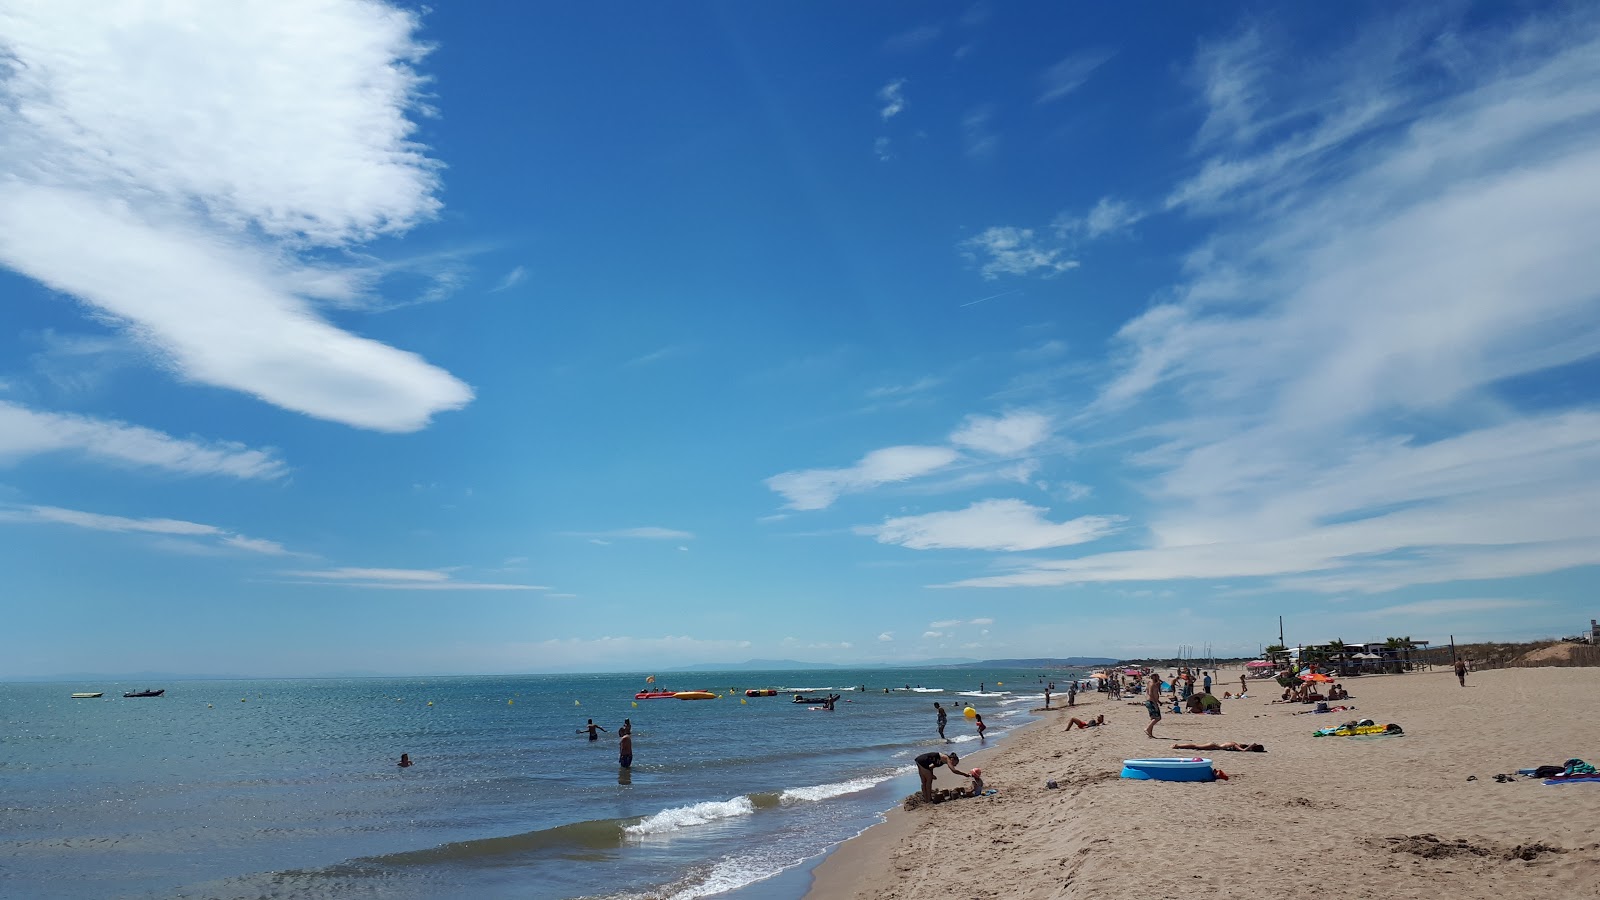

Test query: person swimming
[397,753,413,767]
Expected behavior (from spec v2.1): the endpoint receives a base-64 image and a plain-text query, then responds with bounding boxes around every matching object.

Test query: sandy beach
[806,665,1600,900]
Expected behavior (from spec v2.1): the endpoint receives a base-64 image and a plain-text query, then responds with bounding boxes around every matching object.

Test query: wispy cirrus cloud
[491,265,527,292]
[2,504,296,555]
[767,410,1053,510]
[281,567,548,591]
[1037,50,1113,104]
[0,1,471,432]
[0,400,285,479]
[951,10,1600,594]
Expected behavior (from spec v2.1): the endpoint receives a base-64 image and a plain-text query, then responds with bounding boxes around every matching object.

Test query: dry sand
[805,666,1600,900]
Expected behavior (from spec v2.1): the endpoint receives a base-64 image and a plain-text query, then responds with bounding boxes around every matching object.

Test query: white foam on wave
[624,797,756,836]
[663,856,778,900]
[779,774,888,804]
[909,687,942,692]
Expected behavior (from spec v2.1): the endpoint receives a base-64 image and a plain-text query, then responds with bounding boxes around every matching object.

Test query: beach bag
[1533,765,1565,778]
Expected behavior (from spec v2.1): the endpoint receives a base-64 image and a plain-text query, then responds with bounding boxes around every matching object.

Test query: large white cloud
[0,0,471,432]
[862,498,1121,552]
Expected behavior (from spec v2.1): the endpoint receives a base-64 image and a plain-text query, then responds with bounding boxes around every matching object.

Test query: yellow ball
[963,706,977,719]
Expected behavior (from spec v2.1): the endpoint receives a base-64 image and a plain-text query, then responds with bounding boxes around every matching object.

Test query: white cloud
[862,498,1122,552]
[767,445,960,510]
[874,136,894,162]
[878,79,907,119]
[923,630,943,639]
[1038,50,1113,104]
[281,566,547,591]
[949,411,1051,456]
[878,631,894,642]
[0,400,285,479]
[491,265,527,292]
[951,13,1600,594]
[969,617,994,625]
[961,227,1077,280]
[1083,197,1145,238]
[929,619,964,629]
[1189,27,1271,149]
[767,409,1053,510]
[0,1,472,432]
[4,503,292,555]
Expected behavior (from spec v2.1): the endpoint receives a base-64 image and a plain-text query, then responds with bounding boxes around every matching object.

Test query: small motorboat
[123,689,165,698]
[70,692,103,699]
[673,690,718,700]
[634,690,678,700]
[791,695,835,704]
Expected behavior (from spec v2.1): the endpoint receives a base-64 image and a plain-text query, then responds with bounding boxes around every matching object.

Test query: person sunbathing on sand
[1065,714,1105,730]
[1172,741,1265,752]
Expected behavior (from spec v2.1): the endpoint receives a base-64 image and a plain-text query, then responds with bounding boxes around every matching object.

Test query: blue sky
[3,1,1599,677]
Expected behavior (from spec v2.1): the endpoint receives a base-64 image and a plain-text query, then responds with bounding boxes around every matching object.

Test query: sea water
[0,668,1071,899]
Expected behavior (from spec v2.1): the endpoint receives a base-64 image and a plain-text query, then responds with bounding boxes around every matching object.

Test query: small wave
[777,774,888,804]
[908,687,943,692]
[624,797,755,836]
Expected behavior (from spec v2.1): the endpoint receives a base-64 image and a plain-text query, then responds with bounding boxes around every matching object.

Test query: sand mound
[1515,643,1588,664]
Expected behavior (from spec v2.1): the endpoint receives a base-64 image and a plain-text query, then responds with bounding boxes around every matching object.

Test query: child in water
[974,712,987,739]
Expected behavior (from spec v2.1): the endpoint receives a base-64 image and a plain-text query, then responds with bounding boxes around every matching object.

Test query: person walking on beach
[1067,682,1077,707]
[914,751,970,801]
[577,719,608,741]
[1145,674,1163,739]
[618,719,633,768]
[1240,673,1247,696]
[934,702,948,740]
[1455,659,1467,687]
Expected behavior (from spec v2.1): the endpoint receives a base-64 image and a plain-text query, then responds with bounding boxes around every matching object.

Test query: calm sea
[0,667,1073,899]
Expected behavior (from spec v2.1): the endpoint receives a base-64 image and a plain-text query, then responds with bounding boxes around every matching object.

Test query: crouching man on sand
[914,750,969,801]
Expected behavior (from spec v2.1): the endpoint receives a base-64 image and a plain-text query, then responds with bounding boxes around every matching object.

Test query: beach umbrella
[1123,668,1142,676]
[1300,673,1335,683]
[1245,660,1273,668]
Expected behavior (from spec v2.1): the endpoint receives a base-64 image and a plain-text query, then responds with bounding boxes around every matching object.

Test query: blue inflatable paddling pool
[1120,757,1215,782]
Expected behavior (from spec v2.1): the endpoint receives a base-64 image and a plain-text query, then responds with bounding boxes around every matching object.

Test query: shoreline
[804,666,1600,900]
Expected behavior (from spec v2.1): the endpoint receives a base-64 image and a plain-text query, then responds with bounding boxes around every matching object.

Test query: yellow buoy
[240,698,247,702]
[632,701,638,708]
[508,699,514,705]
[207,704,213,708]
[997,682,1003,686]
[740,698,747,705]
[574,700,581,706]
[963,706,977,719]
[427,701,433,706]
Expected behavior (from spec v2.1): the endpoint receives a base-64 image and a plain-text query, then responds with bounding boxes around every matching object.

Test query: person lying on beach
[914,751,970,801]
[1065,715,1105,730]
[1172,741,1265,752]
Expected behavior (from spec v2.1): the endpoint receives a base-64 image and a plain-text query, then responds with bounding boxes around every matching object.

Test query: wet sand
[805,665,1600,900]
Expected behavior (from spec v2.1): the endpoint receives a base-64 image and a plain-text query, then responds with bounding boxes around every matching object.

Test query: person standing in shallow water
[934,702,948,740]
[577,719,608,741]
[618,719,633,768]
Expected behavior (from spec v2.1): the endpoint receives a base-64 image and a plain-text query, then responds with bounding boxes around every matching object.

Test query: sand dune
[806,665,1600,900]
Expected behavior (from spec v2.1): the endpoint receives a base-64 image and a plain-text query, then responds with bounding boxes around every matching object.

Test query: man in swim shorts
[577,719,608,741]
[1455,658,1467,687]
[617,719,632,768]
[934,702,948,740]
[914,751,969,801]
[1145,675,1162,739]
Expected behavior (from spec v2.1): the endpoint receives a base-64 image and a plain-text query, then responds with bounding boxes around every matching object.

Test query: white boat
[70,692,103,699]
